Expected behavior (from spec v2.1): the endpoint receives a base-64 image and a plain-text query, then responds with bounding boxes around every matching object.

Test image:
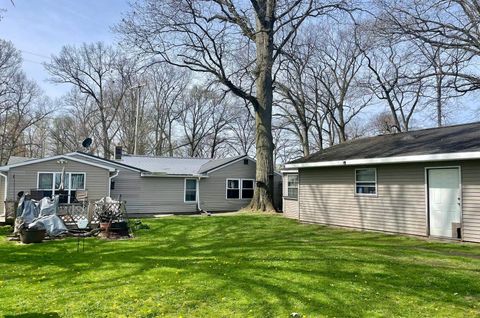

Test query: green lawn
[0,214,479,318]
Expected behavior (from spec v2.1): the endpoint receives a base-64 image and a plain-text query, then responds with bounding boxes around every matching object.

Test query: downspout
[108,170,119,198]
[0,171,7,220]
[196,176,201,212]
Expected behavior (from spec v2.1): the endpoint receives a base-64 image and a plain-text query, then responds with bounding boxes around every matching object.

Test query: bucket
[19,228,46,244]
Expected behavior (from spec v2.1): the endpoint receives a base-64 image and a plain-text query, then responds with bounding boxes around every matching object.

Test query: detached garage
[283,122,480,243]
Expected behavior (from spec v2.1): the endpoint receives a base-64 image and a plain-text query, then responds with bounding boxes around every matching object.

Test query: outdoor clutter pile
[12,194,131,244]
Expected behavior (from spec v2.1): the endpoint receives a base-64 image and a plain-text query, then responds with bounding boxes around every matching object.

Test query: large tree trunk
[248,2,275,212]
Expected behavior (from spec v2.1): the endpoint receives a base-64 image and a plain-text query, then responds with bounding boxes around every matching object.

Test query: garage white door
[428,168,461,238]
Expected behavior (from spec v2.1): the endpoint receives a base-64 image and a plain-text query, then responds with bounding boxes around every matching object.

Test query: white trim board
[0,155,116,172]
[285,152,480,169]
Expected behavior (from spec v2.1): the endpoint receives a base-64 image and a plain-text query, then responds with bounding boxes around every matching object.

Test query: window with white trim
[226,179,240,199]
[355,168,377,195]
[287,174,299,198]
[37,172,86,203]
[241,179,254,199]
[184,179,197,202]
[226,179,255,199]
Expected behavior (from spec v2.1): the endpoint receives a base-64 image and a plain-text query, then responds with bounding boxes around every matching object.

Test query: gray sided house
[283,122,480,243]
[0,152,280,219]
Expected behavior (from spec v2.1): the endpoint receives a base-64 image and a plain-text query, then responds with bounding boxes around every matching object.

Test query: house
[283,122,480,243]
[0,150,282,219]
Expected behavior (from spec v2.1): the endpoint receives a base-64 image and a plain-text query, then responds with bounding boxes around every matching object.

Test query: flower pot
[20,228,46,244]
[99,222,111,231]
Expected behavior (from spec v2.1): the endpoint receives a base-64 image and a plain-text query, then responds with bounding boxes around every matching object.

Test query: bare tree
[178,87,216,157]
[0,40,52,164]
[381,0,480,92]
[118,0,351,210]
[226,104,256,157]
[49,89,99,155]
[276,31,319,156]
[145,64,189,156]
[311,25,371,142]
[362,38,427,132]
[45,42,130,158]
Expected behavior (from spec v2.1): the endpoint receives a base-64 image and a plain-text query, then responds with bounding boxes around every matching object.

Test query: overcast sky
[0,0,129,99]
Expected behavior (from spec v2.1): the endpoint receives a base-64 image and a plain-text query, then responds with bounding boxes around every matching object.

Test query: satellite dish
[82,137,93,149]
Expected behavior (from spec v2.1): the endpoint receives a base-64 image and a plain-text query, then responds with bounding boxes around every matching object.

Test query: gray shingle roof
[290,122,480,164]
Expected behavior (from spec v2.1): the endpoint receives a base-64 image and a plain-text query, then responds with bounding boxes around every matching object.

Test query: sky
[0,0,129,98]
[0,0,476,127]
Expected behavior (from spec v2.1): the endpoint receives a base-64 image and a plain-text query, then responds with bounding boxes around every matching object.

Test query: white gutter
[108,170,119,197]
[285,151,480,169]
[140,172,208,178]
[280,169,298,174]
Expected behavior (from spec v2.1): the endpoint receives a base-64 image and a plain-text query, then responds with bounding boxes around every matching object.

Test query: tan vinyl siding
[70,154,198,214]
[200,159,256,212]
[7,158,110,201]
[283,199,299,219]
[136,177,197,214]
[460,161,480,243]
[282,174,299,219]
[299,163,427,236]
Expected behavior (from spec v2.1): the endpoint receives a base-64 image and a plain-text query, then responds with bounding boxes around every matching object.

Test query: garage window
[355,168,377,195]
[287,174,299,198]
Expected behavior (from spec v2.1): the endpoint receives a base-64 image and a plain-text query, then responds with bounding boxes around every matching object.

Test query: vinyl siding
[70,154,198,214]
[283,199,299,219]
[282,174,299,219]
[460,161,480,243]
[298,161,480,242]
[200,159,256,212]
[299,163,427,236]
[6,158,110,201]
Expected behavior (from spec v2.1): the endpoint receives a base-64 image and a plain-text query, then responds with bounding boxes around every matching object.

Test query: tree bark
[247,1,275,212]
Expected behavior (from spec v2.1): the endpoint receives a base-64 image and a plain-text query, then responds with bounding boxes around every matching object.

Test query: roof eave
[0,155,116,172]
[140,172,208,178]
[285,151,480,169]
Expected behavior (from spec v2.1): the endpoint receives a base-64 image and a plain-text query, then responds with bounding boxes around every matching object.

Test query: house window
[185,179,197,202]
[241,179,254,199]
[37,172,86,203]
[355,168,377,195]
[287,174,299,198]
[226,179,255,199]
[70,173,85,189]
[38,173,54,190]
[226,179,240,199]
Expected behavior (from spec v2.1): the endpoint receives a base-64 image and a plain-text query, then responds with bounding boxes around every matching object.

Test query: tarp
[15,195,67,237]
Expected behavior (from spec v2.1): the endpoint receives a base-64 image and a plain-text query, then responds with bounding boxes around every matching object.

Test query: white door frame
[424,166,463,238]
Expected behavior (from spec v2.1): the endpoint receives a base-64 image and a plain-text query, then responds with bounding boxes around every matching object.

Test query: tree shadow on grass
[4,313,60,318]
[1,215,479,316]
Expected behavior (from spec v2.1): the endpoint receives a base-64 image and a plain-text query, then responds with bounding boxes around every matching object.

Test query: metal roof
[198,155,247,173]
[290,122,480,165]
[120,155,211,175]
[7,156,35,165]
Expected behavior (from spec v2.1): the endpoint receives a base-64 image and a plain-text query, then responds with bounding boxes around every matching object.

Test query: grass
[0,214,479,318]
